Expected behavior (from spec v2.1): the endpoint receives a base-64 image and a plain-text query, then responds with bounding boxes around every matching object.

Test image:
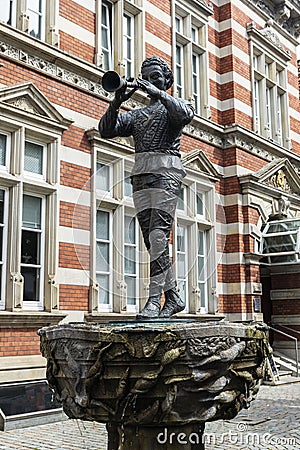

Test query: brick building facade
[0,0,299,420]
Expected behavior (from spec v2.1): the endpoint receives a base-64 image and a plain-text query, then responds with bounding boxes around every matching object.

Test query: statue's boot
[159,288,185,318]
[136,294,161,320]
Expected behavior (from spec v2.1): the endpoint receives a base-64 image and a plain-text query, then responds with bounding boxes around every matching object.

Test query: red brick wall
[60,162,91,190]
[59,243,90,271]
[60,202,91,230]
[0,329,40,357]
[59,285,89,310]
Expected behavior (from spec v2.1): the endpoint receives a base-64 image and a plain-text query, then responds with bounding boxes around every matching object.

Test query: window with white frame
[96,209,112,309]
[21,194,44,309]
[96,161,112,193]
[96,0,143,77]
[0,132,9,170]
[124,214,138,311]
[124,170,133,198]
[247,23,291,148]
[101,1,113,71]
[174,180,215,314]
[173,2,210,117]
[123,13,134,78]
[176,223,188,307]
[0,0,59,46]
[93,149,146,314]
[0,190,7,309]
[28,0,46,40]
[24,140,46,178]
[0,0,16,27]
[197,228,207,310]
[252,50,288,146]
[0,125,61,312]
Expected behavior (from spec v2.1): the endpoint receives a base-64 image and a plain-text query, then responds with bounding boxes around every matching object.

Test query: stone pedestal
[39,321,270,450]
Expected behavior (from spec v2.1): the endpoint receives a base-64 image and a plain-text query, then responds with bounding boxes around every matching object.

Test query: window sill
[0,311,67,328]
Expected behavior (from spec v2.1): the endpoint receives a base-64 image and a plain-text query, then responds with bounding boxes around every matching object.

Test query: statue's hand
[113,85,137,107]
[136,78,161,99]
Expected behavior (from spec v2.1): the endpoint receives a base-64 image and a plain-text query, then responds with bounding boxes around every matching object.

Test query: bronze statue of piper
[99,56,194,319]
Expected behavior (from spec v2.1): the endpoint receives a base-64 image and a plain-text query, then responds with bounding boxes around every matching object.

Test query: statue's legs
[132,174,185,318]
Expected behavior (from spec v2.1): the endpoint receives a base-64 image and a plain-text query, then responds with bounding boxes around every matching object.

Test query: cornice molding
[241,0,300,41]
[0,312,67,328]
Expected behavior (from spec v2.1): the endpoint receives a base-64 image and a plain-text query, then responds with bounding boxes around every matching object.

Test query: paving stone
[0,384,298,449]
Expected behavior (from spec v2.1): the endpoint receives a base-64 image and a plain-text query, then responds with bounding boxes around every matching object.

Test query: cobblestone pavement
[0,383,299,449]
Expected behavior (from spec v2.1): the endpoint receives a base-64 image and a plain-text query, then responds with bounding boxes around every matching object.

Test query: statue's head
[141,56,174,91]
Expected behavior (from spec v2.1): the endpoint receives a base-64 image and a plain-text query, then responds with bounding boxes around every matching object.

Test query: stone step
[273,353,300,376]
[263,375,300,386]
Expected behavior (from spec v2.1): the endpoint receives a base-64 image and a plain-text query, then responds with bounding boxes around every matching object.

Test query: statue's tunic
[99,92,194,178]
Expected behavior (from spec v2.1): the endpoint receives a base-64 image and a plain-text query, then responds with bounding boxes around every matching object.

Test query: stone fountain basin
[39,320,269,430]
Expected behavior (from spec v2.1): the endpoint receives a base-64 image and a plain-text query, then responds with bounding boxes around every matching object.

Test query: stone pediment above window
[247,22,291,62]
[240,158,300,196]
[182,149,221,181]
[0,82,72,131]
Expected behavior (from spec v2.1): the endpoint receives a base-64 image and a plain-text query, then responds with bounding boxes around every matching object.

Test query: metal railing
[268,324,299,378]
[274,323,300,337]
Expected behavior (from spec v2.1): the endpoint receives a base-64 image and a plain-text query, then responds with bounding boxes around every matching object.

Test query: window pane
[96,210,109,240]
[196,193,203,215]
[22,196,41,229]
[97,274,110,304]
[24,141,43,174]
[28,0,44,39]
[125,275,136,305]
[178,279,186,302]
[0,0,16,25]
[124,172,132,197]
[124,216,135,244]
[102,4,108,26]
[125,246,136,274]
[192,27,197,42]
[96,242,110,271]
[198,255,205,282]
[198,282,206,309]
[21,230,40,265]
[96,163,110,191]
[28,0,42,11]
[198,230,204,254]
[0,134,7,166]
[0,190,4,224]
[22,266,40,301]
[0,189,4,264]
[101,2,112,70]
[177,226,185,251]
[177,253,186,278]
[175,17,181,33]
[0,228,3,261]
[177,187,185,211]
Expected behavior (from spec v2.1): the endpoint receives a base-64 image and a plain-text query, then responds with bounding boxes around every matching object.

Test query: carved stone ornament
[246,22,291,61]
[39,321,270,450]
[0,41,107,98]
[256,158,300,196]
[8,96,40,114]
[267,169,292,193]
[243,0,300,39]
